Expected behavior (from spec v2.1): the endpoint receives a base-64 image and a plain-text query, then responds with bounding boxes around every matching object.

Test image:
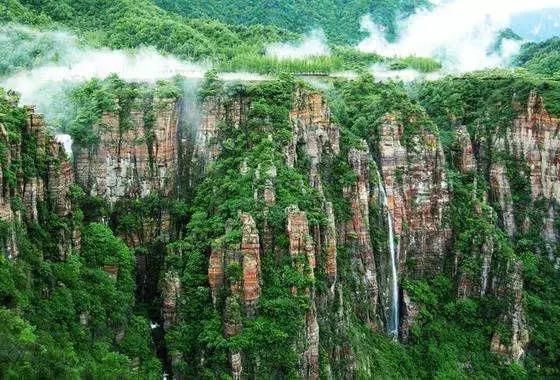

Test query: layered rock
[490,164,516,237]
[240,213,261,313]
[287,206,316,277]
[1,106,78,259]
[287,89,340,190]
[74,98,180,204]
[378,114,451,278]
[505,92,560,202]
[343,145,379,327]
[286,206,319,380]
[194,96,247,169]
[495,92,560,258]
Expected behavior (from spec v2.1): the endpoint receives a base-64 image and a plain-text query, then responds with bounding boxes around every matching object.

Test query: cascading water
[377,170,399,339]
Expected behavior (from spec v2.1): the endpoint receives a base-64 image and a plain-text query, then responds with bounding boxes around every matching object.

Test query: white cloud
[265,30,330,59]
[2,44,206,106]
[358,0,560,72]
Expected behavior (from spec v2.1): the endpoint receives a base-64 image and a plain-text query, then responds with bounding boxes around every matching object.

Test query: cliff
[3,75,560,378]
[0,105,79,260]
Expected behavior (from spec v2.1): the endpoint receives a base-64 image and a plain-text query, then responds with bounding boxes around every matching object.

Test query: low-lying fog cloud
[359,0,560,72]
[0,26,207,106]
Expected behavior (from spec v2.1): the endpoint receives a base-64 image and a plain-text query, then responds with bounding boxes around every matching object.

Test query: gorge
[1,1,560,378]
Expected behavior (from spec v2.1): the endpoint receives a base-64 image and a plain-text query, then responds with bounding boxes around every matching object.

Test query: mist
[0,27,207,106]
[0,25,274,140]
[265,30,330,59]
[359,0,560,72]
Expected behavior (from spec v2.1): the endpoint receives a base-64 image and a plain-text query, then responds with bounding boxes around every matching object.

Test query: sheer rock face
[490,262,529,362]
[209,248,225,306]
[47,142,74,218]
[1,107,77,259]
[0,124,14,222]
[0,120,19,258]
[240,213,261,312]
[287,207,317,281]
[456,92,560,361]
[457,233,496,299]
[505,92,560,202]
[208,213,262,312]
[23,177,43,223]
[400,290,419,341]
[74,99,180,204]
[195,96,247,169]
[286,207,319,380]
[498,92,560,255]
[344,145,380,326]
[490,164,516,237]
[454,125,476,173]
[208,213,261,380]
[287,89,340,190]
[304,302,320,380]
[378,114,451,278]
[325,201,338,287]
[508,261,530,361]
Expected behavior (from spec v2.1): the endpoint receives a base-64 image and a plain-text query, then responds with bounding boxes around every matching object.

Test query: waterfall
[377,170,399,339]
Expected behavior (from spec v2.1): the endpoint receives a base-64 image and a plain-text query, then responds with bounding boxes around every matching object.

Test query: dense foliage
[4,0,294,62]
[0,0,442,76]
[516,38,560,78]
[0,90,160,378]
[155,0,431,44]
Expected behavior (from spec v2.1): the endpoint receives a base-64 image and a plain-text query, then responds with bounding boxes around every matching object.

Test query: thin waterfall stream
[377,170,399,339]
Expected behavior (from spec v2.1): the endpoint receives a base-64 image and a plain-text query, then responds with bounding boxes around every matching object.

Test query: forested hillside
[2,0,294,60]
[1,0,440,75]
[516,37,560,78]
[154,0,430,44]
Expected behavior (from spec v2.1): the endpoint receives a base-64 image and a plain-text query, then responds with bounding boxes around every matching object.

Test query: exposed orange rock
[287,206,316,276]
[507,92,560,201]
[378,114,451,277]
[286,206,320,379]
[287,89,340,191]
[195,96,247,169]
[240,213,261,311]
